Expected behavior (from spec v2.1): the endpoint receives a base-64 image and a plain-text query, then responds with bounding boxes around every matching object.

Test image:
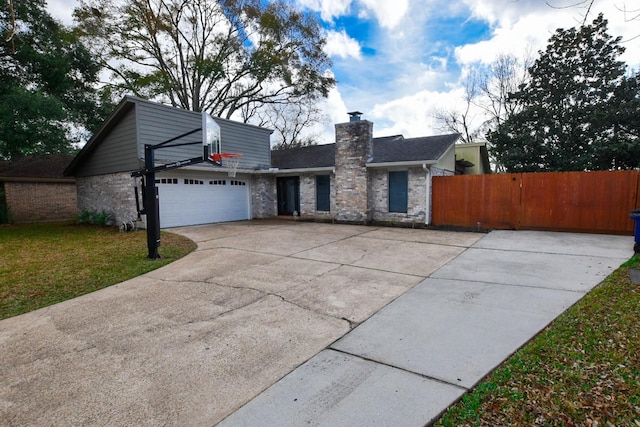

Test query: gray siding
[134,99,271,170]
[216,117,272,170]
[75,107,140,177]
[136,101,203,163]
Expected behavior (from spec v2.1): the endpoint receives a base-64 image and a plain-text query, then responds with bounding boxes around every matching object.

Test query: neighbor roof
[0,154,75,182]
[270,133,460,170]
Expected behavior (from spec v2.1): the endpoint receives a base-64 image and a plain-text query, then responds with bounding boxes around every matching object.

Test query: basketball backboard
[202,112,221,160]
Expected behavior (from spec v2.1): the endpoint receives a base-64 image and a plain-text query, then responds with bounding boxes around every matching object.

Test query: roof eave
[0,176,75,183]
[256,166,335,174]
[366,160,438,168]
[64,96,137,176]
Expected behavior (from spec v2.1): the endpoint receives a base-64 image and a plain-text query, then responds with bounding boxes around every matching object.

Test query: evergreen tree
[488,14,639,172]
[0,0,107,160]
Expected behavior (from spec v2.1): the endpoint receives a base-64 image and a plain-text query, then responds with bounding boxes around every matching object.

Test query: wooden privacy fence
[431,170,640,235]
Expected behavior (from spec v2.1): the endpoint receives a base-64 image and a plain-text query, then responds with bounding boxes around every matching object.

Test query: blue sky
[294,0,640,141]
[47,0,639,142]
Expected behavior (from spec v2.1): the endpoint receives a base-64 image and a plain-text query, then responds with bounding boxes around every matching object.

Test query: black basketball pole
[144,144,161,259]
[133,132,218,259]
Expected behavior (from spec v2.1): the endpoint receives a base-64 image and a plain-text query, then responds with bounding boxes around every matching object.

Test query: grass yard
[0,222,196,320]
[434,256,640,426]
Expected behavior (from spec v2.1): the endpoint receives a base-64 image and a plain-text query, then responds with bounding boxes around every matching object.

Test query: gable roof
[372,134,459,164]
[64,96,137,176]
[0,154,76,182]
[271,144,335,170]
[65,96,273,176]
[271,133,460,170]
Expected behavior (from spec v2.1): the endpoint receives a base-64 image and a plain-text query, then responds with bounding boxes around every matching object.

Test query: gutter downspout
[423,164,431,225]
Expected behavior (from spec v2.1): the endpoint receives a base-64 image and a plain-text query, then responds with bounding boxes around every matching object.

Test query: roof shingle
[271,144,335,170]
[0,154,75,180]
[372,134,459,163]
[270,133,459,170]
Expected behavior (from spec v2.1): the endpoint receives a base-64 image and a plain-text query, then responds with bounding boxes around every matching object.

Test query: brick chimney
[334,112,373,223]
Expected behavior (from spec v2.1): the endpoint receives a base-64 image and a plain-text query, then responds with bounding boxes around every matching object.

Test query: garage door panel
[156,174,249,228]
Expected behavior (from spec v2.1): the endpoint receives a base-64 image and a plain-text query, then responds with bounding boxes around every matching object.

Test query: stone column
[334,119,373,223]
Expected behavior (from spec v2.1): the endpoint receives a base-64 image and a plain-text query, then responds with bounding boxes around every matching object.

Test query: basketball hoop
[209,152,243,177]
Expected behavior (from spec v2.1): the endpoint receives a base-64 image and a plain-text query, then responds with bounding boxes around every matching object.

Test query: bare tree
[255,98,327,149]
[433,53,532,144]
[433,70,483,143]
[547,0,640,39]
[73,0,335,121]
[478,52,533,130]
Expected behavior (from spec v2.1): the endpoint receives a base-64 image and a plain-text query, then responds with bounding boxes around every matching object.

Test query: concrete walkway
[218,230,632,426]
[0,223,632,426]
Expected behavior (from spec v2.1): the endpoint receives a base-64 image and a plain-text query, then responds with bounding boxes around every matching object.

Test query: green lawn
[0,222,196,320]
[434,256,640,426]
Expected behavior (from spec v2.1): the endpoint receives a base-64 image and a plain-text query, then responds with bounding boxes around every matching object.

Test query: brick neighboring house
[270,112,458,226]
[0,154,77,223]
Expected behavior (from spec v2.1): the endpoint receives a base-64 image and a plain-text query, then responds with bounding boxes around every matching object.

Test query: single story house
[65,98,460,228]
[0,154,77,223]
[271,113,458,225]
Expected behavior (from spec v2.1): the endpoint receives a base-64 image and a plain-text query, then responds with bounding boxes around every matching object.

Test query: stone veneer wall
[251,175,277,218]
[333,120,373,223]
[76,173,139,224]
[299,173,335,221]
[299,174,315,217]
[4,181,77,223]
[370,167,427,225]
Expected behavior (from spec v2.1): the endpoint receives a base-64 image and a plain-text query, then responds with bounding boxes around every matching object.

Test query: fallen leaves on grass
[435,261,640,427]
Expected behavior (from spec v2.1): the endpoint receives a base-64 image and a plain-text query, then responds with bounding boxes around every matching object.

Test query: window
[316,175,330,212]
[388,171,408,213]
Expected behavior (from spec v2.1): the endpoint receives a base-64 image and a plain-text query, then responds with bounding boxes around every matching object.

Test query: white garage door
[155,172,250,228]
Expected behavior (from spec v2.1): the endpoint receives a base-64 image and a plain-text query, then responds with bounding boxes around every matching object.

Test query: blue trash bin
[631,209,640,253]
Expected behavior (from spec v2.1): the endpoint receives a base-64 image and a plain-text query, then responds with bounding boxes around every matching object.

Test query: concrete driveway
[0,221,481,426]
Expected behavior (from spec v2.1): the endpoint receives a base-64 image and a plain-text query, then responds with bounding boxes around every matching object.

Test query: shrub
[0,189,10,224]
[77,209,115,226]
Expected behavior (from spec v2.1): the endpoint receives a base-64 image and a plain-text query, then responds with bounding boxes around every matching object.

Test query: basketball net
[209,152,242,177]
[222,158,240,177]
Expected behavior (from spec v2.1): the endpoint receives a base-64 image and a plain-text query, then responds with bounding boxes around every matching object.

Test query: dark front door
[277,176,300,216]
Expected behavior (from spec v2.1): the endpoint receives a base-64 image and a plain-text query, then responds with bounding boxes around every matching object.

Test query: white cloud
[296,0,352,22]
[44,0,640,144]
[455,2,640,69]
[454,15,555,66]
[315,86,350,142]
[324,29,362,59]
[47,0,78,25]
[360,0,410,29]
[370,94,434,137]
[462,0,551,27]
